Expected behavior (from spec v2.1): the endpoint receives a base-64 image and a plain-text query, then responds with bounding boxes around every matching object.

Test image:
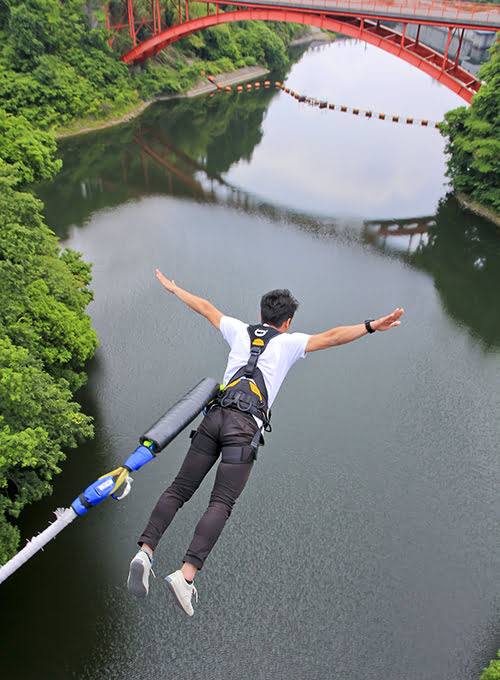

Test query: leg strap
[189,430,219,457]
[221,427,262,464]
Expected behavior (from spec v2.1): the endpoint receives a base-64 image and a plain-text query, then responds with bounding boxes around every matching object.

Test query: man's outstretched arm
[156,269,224,330]
[305,308,404,352]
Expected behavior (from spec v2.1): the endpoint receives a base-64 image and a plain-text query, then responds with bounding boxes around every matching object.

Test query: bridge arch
[121,9,482,102]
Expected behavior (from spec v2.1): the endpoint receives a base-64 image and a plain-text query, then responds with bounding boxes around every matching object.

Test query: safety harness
[218,324,280,425]
[203,324,280,464]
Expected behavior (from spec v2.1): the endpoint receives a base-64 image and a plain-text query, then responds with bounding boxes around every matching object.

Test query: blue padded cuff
[71,474,116,515]
[124,445,155,472]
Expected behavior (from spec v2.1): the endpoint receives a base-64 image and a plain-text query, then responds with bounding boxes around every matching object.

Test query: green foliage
[440,34,500,214]
[179,20,296,74]
[0,0,304,129]
[481,651,500,680]
[0,110,61,183]
[0,0,139,128]
[0,120,97,562]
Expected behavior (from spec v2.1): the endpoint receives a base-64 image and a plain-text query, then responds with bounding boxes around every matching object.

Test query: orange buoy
[275,81,281,88]
[237,85,243,92]
[341,106,347,112]
[247,83,252,90]
[353,108,359,115]
[329,103,335,110]
[207,75,215,82]
[201,70,205,76]
[365,111,372,117]
[217,83,223,89]
[406,117,413,124]
[392,115,399,122]
[255,82,260,88]
[264,80,270,87]
[379,113,385,120]
[421,120,428,126]
[285,87,290,93]
[225,85,231,92]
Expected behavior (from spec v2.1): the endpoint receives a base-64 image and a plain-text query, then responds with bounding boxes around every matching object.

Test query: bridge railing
[209,0,500,26]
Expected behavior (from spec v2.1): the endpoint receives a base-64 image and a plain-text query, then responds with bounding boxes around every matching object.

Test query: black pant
[138,407,259,569]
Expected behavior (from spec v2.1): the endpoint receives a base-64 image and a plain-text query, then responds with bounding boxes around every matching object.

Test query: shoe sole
[127,560,148,598]
[165,577,193,616]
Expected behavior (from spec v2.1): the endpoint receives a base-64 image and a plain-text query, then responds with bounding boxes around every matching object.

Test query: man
[127,268,404,615]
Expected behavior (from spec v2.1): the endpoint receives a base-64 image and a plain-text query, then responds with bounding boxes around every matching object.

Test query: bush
[481,651,500,680]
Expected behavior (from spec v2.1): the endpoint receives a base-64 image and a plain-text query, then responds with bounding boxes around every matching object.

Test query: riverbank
[456,192,500,228]
[55,29,334,140]
[55,65,270,139]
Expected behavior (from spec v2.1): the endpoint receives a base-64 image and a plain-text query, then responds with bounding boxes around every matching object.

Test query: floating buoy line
[203,74,442,130]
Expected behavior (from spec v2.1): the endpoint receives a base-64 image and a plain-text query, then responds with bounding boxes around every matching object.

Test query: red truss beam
[106,1,169,47]
[121,7,494,101]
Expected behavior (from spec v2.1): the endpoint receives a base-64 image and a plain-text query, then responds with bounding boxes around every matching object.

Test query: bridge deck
[209,0,500,29]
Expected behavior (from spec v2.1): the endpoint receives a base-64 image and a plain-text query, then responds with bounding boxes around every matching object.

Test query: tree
[0,110,61,183]
[440,35,500,214]
[481,651,500,680]
[0,156,97,563]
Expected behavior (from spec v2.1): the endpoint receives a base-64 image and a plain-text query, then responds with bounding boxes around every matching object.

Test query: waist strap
[215,387,271,431]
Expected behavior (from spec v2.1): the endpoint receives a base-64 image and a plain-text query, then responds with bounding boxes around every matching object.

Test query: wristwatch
[364,319,376,334]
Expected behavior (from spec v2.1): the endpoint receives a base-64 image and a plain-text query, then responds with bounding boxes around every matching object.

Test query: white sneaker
[165,570,198,616]
[127,550,154,598]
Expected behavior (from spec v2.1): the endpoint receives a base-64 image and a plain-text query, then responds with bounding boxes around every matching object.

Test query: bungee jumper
[0,377,220,585]
[126,269,404,616]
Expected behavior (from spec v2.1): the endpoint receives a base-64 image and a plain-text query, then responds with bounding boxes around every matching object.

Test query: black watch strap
[365,319,376,334]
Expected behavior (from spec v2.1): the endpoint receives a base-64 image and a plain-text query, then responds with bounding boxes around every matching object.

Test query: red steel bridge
[105,0,500,102]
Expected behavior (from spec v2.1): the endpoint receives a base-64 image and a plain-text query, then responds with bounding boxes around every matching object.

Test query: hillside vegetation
[0,0,304,130]
[440,34,500,217]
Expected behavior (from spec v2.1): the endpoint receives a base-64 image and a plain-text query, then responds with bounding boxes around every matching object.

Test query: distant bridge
[105,0,500,102]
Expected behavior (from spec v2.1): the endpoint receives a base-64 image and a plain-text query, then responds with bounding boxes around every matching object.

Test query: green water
[4,39,500,680]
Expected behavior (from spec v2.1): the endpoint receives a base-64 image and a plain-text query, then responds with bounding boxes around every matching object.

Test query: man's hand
[306,307,404,352]
[372,308,404,331]
[155,268,224,329]
[156,269,178,294]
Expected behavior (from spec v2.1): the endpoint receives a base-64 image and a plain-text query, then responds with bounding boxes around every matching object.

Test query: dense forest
[0,0,304,130]
[0,127,97,561]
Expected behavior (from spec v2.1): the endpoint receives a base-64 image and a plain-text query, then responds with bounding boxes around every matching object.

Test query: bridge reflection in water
[89,119,498,348]
[120,121,434,253]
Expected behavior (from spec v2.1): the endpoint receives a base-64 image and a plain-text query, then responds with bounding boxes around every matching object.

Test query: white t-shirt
[219,316,310,409]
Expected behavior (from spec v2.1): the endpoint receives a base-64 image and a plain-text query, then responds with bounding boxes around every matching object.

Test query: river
[3,38,500,680]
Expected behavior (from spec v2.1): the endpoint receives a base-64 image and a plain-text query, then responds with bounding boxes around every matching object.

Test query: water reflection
[36,91,500,349]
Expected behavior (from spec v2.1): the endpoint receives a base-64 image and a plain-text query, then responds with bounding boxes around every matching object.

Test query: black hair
[260,289,299,327]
